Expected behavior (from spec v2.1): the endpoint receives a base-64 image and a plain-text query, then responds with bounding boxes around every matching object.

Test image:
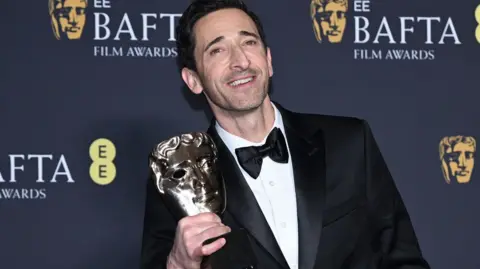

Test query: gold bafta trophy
[149,132,256,269]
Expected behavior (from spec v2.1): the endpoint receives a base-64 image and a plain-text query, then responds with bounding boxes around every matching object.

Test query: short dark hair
[175,0,268,72]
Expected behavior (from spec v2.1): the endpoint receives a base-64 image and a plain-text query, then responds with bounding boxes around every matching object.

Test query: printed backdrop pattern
[1,0,479,268]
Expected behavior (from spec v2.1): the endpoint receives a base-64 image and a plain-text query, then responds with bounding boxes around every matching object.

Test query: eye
[158,160,169,174]
[58,8,71,17]
[210,48,222,56]
[172,169,186,179]
[317,11,330,21]
[200,157,214,170]
[448,153,460,162]
[245,39,257,46]
[204,160,212,168]
[76,8,86,15]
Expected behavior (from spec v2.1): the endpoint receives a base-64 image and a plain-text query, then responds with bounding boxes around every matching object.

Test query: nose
[229,45,250,71]
[192,168,207,189]
[69,9,77,25]
[330,13,338,29]
[458,154,466,169]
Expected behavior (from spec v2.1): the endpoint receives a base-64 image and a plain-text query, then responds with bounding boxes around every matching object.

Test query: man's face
[151,142,225,216]
[183,8,273,113]
[54,0,87,39]
[312,1,347,43]
[444,143,475,183]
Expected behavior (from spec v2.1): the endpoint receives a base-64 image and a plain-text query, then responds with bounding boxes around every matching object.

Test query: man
[140,0,431,268]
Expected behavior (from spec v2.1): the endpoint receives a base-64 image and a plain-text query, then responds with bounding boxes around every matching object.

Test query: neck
[212,98,275,143]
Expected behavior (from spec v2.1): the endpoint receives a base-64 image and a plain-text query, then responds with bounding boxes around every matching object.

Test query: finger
[201,237,226,256]
[182,222,225,242]
[178,215,223,235]
[186,225,230,258]
[177,212,221,227]
[192,221,227,230]
[197,225,231,244]
[191,212,222,223]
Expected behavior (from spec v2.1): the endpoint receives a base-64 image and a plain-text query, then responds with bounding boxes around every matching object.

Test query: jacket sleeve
[140,176,178,269]
[362,120,430,269]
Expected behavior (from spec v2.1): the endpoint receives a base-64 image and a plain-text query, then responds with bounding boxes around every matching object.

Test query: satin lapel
[281,109,326,269]
[207,124,290,269]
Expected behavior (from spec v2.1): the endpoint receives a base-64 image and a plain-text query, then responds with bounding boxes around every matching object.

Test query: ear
[267,47,273,77]
[181,67,203,94]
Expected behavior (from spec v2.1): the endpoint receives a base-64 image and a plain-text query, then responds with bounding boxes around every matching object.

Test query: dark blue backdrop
[1,0,479,268]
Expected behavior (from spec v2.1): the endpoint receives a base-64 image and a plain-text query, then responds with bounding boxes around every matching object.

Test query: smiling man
[140,1,431,269]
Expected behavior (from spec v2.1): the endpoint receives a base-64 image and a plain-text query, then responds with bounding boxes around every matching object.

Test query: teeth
[229,77,253,86]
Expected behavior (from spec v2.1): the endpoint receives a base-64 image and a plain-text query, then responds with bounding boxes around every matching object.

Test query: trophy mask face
[49,0,87,40]
[149,132,226,217]
[439,136,476,184]
[310,0,348,43]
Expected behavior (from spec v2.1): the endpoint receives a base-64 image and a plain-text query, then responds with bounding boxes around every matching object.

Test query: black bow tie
[234,127,289,179]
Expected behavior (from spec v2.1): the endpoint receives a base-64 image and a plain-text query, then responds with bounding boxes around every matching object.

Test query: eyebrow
[204,30,260,52]
[204,36,224,52]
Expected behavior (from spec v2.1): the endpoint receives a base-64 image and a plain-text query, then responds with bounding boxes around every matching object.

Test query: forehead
[193,8,259,43]
[452,143,475,152]
[323,2,346,10]
[165,143,214,166]
[63,0,86,6]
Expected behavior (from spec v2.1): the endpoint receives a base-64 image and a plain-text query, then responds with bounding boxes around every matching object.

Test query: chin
[233,93,268,110]
[233,102,261,111]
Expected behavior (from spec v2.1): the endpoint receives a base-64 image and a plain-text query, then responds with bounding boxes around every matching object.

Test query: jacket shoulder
[298,112,365,129]
[284,108,369,136]
[275,102,372,139]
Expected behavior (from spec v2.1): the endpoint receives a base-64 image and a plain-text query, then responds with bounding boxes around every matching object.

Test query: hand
[167,212,231,269]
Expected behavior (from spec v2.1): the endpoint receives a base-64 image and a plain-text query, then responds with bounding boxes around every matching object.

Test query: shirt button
[269,181,275,186]
[281,222,286,228]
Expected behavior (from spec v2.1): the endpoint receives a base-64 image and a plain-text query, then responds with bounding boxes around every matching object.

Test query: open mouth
[67,27,80,32]
[227,76,256,88]
[327,30,340,36]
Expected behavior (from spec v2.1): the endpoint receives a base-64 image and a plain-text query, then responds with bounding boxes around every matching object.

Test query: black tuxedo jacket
[140,103,430,269]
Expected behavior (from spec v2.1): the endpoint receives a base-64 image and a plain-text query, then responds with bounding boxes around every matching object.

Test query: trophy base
[202,228,256,269]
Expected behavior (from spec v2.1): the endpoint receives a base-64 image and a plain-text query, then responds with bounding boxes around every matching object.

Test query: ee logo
[476,4,480,43]
[89,138,116,185]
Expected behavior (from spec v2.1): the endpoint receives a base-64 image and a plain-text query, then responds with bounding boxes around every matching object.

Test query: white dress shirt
[215,103,299,269]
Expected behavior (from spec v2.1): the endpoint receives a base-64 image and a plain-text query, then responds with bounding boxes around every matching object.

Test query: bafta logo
[49,0,87,40]
[310,0,348,43]
[439,136,476,184]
